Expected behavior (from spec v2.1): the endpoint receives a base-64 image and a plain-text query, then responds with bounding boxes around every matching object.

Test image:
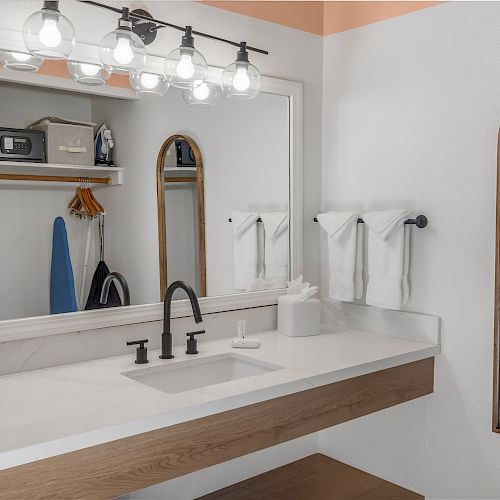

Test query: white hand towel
[317,211,363,302]
[261,212,289,289]
[363,209,411,310]
[232,211,260,291]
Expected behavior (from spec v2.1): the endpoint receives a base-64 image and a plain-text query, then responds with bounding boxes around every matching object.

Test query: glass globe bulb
[0,50,44,72]
[142,73,160,89]
[113,37,134,65]
[221,61,261,100]
[67,61,110,86]
[232,67,251,91]
[23,5,75,60]
[182,82,221,108]
[129,71,169,97]
[99,30,146,75]
[80,63,100,76]
[164,47,207,89]
[39,18,62,48]
[12,52,32,62]
[176,54,195,79]
[193,83,210,100]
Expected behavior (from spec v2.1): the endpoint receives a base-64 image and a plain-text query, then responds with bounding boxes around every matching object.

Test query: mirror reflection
[158,135,206,298]
[0,81,290,322]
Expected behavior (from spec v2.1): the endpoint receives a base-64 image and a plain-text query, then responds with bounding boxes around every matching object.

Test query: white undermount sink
[122,353,284,394]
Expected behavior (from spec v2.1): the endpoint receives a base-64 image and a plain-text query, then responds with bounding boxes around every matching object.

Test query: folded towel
[261,212,289,288]
[232,211,260,291]
[363,209,411,310]
[317,211,363,301]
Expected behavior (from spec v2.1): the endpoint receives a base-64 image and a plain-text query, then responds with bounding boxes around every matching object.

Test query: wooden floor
[198,454,423,500]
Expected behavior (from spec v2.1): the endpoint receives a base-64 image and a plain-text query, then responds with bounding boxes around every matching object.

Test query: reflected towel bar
[313,214,428,228]
[228,217,264,223]
[228,215,428,228]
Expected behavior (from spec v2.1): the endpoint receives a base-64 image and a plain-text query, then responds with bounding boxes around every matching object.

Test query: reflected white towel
[317,211,363,301]
[363,209,411,310]
[232,211,260,291]
[261,212,289,289]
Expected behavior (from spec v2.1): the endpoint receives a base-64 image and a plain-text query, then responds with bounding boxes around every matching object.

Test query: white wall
[318,3,500,498]
[0,83,96,319]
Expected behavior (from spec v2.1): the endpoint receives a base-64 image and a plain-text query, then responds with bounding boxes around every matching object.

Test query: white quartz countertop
[0,329,440,471]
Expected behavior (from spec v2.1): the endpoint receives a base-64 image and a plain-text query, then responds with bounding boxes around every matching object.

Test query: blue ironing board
[50,217,77,314]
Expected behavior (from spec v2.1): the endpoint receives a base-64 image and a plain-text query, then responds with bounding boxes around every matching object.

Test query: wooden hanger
[68,178,106,219]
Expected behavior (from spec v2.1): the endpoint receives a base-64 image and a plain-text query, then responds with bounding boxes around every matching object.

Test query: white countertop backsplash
[0,305,277,376]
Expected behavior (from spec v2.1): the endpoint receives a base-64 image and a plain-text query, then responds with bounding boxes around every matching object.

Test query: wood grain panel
[0,357,434,500]
[199,453,423,500]
[493,128,500,433]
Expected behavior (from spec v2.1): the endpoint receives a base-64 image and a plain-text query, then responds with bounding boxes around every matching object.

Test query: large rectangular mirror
[0,74,301,327]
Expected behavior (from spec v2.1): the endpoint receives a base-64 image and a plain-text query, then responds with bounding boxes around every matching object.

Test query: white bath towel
[317,211,363,302]
[261,212,289,288]
[232,211,260,291]
[363,209,411,310]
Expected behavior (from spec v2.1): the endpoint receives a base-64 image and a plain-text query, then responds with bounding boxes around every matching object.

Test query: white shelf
[164,167,197,172]
[0,161,123,185]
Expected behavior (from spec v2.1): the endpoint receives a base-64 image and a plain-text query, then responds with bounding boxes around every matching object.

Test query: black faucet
[100,272,131,306]
[161,281,203,359]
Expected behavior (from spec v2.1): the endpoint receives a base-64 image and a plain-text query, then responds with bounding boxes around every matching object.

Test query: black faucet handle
[186,330,205,338]
[186,330,205,355]
[127,339,149,364]
[127,339,148,348]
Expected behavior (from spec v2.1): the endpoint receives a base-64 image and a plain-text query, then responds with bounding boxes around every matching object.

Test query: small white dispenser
[278,276,321,337]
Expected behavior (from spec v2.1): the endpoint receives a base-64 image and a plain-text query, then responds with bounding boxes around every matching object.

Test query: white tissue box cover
[278,295,321,337]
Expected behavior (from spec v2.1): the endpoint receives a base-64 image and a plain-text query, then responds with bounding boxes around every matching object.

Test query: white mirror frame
[0,64,303,343]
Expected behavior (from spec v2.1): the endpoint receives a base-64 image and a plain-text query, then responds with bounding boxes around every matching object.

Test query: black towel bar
[313,214,428,228]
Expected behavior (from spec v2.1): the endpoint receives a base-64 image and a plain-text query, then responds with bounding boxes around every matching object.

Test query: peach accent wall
[202,1,442,36]
[203,1,324,35]
[323,1,442,35]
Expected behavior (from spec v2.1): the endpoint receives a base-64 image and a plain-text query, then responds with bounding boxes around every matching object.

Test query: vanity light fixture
[163,27,208,89]
[19,1,269,97]
[99,8,146,75]
[129,71,170,97]
[0,51,44,72]
[222,42,262,100]
[182,82,221,107]
[67,61,110,86]
[23,1,75,60]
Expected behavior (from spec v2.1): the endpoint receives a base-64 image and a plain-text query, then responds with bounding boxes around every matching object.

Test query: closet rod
[313,214,428,228]
[0,174,111,184]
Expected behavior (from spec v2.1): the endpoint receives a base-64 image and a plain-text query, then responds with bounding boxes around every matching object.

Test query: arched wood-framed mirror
[156,134,206,299]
